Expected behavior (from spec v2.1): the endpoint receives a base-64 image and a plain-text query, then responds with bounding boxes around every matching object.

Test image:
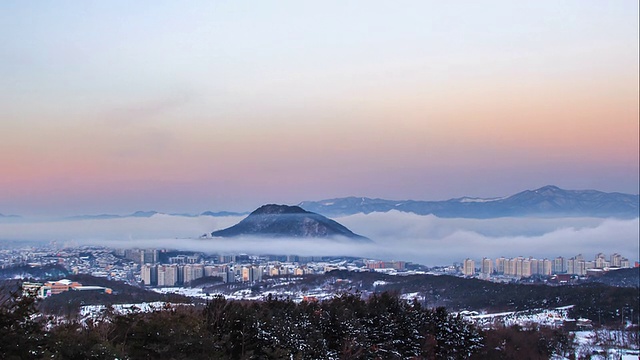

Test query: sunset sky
[1,1,638,216]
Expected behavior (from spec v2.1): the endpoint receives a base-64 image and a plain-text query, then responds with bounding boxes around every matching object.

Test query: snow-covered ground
[77,301,194,326]
[462,305,573,329]
[152,286,222,300]
[372,280,388,287]
[151,286,335,302]
[80,301,192,318]
[573,330,640,359]
[459,308,639,359]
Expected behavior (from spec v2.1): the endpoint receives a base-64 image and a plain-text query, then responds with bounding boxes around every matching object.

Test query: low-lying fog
[1,211,638,265]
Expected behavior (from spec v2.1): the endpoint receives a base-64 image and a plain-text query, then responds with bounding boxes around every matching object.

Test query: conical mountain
[209,204,371,242]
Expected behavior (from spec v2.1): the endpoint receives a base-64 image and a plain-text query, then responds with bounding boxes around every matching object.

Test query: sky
[1,1,639,216]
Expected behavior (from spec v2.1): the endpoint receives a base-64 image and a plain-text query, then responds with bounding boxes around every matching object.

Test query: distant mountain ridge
[209,204,371,242]
[8,186,639,220]
[64,210,247,221]
[0,213,21,222]
[298,186,640,218]
[0,213,20,218]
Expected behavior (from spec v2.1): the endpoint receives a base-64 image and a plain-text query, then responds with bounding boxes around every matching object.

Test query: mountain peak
[131,210,159,217]
[251,204,308,216]
[533,185,563,193]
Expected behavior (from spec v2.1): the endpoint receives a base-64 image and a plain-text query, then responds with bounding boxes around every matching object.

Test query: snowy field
[459,307,639,359]
[80,301,193,318]
[461,305,574,329]
[151,286,335,302]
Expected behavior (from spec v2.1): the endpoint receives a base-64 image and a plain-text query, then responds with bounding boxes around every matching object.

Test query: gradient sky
[1,1,638,216]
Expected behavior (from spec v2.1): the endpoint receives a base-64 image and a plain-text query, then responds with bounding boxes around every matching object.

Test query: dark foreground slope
[0,285,615,360]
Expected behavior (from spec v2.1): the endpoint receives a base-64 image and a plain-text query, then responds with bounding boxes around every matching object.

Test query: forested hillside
[1,287,584,360]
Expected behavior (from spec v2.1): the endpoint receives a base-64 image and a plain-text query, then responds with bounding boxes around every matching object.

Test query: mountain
[0,213,20,218]
[64,211,159,221]
[0,213,21,222]
[64,214,123,220]
[209,204,371,241]
[200,211,248,217]
[298,186,640,218]
[63,210,246,221]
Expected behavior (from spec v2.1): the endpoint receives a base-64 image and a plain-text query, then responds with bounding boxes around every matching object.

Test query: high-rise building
[193,264,204,280]
[595,256,609,269]
[294,267,311,275]
[506,257,524,278]
[242,266,263,282]
[463,259,475,277]
[157,265,178,286]
[584,261,595,272]
[125,249,142,263]
[553,257,566,274]
[177,265,184,285]
[140,249,158,264]
[567,258,575,275]
[478,258,492,279]
[495,257,506,274]
[568,257,588,276]
[183,264,194,284]
[522,258,533,277]
[219,255,235,263]
[541,259,552,276]
[504,258,514,276]
[224,270,235,283]
[157,266,166,286]
[142,264,157,286]
[184,264,205,284]
[620,258,630,268]
[610,253,623,267]
[481,258,493,275]
[204,266,216,277]
[269,266,281,276]
[384,261,406,270]
[535,259,544,275]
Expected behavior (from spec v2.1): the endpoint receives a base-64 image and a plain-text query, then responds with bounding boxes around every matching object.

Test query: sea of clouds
[1,211,638,266]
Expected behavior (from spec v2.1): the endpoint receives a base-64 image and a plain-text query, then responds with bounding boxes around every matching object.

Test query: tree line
[1,284,593,359]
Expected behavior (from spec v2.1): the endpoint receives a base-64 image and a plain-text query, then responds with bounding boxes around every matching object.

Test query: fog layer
[1,211,637,265]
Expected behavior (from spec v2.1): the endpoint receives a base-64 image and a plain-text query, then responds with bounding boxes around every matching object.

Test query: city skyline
[1,1,638,216]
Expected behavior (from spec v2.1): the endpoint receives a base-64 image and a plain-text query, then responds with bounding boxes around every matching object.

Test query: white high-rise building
[184,265,194,284]
[481,258,493,275]
[242,266,263,282]
[140,249,158,264]
[610,253,622,267]
[553,257,566,274]
[495,257,507,274]
[522,258,533,278]
[142,264,157,286]
[541,259,552,276]
[463,259,475,277]
[595,253,609,269]
[157,265,178,286]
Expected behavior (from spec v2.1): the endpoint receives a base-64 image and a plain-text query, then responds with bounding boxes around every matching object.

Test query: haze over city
[1,1,638,217]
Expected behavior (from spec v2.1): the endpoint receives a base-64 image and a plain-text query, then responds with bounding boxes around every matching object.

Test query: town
[462,253,634,281]
[2,242,638,359]
[1,242,635,297]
